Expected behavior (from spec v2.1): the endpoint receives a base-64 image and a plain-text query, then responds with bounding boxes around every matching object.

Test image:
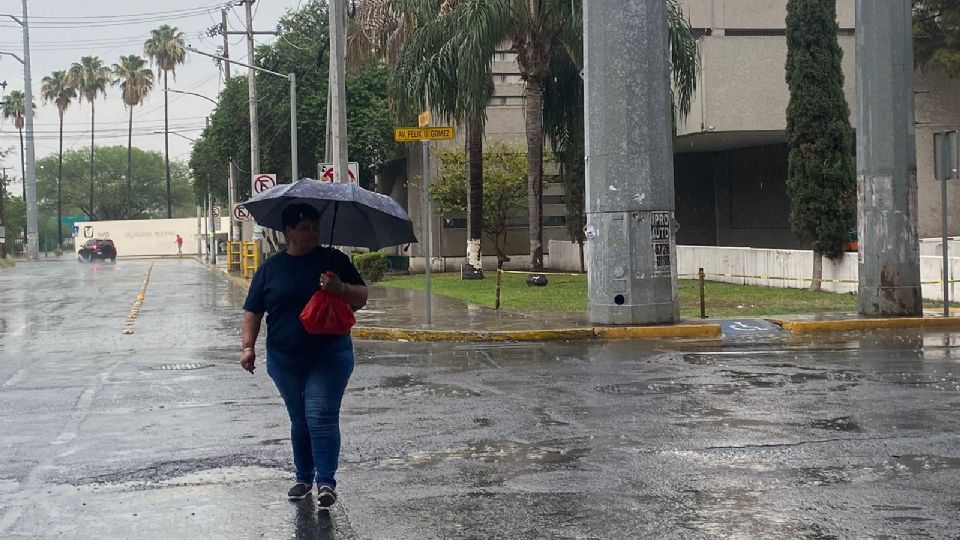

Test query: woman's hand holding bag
[299,272,356,335]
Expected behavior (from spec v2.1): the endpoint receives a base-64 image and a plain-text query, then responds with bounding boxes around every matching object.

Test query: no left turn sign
[233,204,251,222]
[251,173,277,195]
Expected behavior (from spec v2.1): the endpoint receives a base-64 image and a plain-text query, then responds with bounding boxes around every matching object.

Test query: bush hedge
[352,252,387,283]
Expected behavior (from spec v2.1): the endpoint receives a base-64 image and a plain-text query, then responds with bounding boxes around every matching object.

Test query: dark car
[78,238,117,262]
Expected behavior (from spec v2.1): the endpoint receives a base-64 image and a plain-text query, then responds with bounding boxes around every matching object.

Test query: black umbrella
[242,180,417,250]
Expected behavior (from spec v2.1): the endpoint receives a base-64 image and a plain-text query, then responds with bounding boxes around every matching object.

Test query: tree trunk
[57,110,64,254]
[127,107,133,219]
[810,249,823,292]
[465,119,484,277]
[89,101,95,219]
[578,240,585,273]
[525,75,546,279]
[164,71,172,219]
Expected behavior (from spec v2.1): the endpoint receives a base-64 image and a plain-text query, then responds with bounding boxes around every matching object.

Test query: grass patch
[379,272,872,318]
[0,258,14,268]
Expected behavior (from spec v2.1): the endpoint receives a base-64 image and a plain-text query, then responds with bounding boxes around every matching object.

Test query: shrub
[352,252,387,283]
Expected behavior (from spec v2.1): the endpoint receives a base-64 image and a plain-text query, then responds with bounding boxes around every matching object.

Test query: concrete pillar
[856,0,923,316]
[584,0,678,324]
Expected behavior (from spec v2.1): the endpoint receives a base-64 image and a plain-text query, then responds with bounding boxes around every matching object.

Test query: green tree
[785,0,856,292]
[3,195,25,254]
[1,90,28,201]
[386,1,497,277]
[191,2,397,202]
[68,56,111,219]
[914,0,960,76]
[112,55,155,217]
[430,141,528,265]
[40,70,77,252]
[35,146,194,220]
[144,24,187,218]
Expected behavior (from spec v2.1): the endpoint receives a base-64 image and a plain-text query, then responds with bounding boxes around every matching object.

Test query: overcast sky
[0,0,302,191]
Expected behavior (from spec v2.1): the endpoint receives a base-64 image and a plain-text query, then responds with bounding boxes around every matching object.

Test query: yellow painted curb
[594,324,722,340]
[769,317,960,334]
[352,326,596,342]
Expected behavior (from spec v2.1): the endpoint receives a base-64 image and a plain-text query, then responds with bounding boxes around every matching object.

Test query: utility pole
[856,0,922,316]
[0,167,7,258]
[328,0,348,182]
[583,0,678,324]
[244,0,260,180]
[6,1,38,260]
[220,9,239,243]
[221,9,232,81]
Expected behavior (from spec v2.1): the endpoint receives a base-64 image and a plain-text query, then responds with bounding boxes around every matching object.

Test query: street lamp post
[184,47,298,186]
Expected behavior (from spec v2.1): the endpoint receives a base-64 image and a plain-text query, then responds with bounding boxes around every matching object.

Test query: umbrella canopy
[242,180,418,250]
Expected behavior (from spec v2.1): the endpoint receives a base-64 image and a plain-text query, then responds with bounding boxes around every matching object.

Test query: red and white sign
[233,204,251,222]
[317,162,359,184]
[251,173,277,195]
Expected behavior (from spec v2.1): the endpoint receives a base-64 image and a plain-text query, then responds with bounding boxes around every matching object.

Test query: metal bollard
[698,267,706,319]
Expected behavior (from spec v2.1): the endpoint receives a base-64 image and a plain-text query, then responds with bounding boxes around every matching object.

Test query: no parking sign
[233,204,251,222]
[251,173,277,195]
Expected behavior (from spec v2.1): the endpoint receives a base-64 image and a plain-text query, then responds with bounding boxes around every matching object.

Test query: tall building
[675,0,960,247]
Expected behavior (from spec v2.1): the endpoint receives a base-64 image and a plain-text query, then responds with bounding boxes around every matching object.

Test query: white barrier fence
[547,239,960,302]
[73,217,229,258]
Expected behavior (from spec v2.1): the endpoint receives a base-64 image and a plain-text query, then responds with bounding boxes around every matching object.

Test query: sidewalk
[210,262,960,341]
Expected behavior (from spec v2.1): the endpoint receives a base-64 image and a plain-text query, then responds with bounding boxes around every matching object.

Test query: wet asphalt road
[2,257,960,539]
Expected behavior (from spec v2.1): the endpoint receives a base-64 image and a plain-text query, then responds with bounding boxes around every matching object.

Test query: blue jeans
[267,336,354,488]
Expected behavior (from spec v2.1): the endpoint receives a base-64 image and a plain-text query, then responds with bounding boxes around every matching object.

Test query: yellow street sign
[394,127,455,142]
[418,111,432,128]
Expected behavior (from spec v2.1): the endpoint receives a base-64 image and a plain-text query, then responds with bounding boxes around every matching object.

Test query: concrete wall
[549,239,960,302]
[915,68,960,237]
[677,35,856,137]
[680,0,855,31]
[73,217,228,258]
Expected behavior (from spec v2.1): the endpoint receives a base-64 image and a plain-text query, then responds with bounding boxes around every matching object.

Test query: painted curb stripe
[769,317,960,333]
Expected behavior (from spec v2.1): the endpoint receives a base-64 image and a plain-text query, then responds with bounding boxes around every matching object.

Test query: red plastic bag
[299,289,356,335]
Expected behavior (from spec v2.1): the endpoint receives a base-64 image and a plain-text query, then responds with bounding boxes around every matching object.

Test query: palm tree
[391,0,699,279]
[355,0,494,277]
[68,56,110,219]
[40,71,77,253]
[112,55,154,219]
[144,24,186,219]
[1,90,27,203]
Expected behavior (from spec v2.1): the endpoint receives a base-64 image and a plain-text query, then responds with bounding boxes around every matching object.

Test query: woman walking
[240,204,368,508]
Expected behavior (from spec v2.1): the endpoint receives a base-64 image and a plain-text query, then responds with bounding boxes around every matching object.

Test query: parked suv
[78,238,117,262]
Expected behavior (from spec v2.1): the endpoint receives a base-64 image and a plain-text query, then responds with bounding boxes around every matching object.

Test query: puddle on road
[594,379,740,396]
[350,374,480,398]
[808,416,862,433]
[370,438,591,470]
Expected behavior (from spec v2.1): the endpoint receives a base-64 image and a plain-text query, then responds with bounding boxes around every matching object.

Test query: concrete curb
[212,262,960,341]
[768,316,960,333]
[352,326,720,342]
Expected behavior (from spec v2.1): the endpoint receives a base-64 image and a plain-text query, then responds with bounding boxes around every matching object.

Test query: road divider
[122,263,154,335]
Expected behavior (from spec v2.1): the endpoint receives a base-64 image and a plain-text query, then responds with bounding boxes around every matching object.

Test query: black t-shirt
[243,247,365,356]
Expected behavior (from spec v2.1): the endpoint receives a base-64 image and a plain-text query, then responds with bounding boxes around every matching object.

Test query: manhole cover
[153,363,215,371]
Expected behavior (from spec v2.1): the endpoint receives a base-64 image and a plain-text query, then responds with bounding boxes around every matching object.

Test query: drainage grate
[153,363,215,371]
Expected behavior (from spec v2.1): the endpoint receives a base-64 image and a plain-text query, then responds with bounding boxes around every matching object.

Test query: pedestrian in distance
[175,234,183,256]
[240,204,368,509]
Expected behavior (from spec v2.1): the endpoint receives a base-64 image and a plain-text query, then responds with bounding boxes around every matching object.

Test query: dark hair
[281,204,320,230]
